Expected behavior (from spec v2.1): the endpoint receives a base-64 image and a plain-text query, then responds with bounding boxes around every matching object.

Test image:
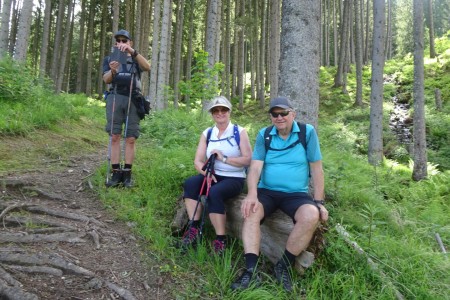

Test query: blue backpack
[206,124,240,147]
[263,122,307,155]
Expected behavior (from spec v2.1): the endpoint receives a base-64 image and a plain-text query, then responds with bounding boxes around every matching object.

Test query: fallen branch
[336,223,405,300]
[0,232,87,244]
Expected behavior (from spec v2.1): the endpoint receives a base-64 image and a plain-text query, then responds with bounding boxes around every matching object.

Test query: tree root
[105,281,138,300]
[0,252,94,276]
[0,279,38,300]
[0,265,22,287]
[3,215,77,231]
[0,232,87,243]
[5,265,64,277]
[88,229,101,249]
[26,206,104,226]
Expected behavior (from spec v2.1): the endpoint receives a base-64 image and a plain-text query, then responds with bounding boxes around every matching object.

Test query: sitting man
[231,96,329,292]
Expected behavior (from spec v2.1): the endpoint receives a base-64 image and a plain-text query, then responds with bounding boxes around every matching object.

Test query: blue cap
[114,29,132,41]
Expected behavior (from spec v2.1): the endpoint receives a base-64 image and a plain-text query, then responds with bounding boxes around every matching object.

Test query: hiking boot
[122,169,133,188]
[231,268,261,290]
[212,239,226,255]
[106,169,123,188]
[274,261,293,292]
[180,226,199,250]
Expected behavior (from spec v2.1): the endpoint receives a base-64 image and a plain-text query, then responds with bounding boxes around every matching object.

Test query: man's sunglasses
[270,110,291,118]
[116,38,129,43]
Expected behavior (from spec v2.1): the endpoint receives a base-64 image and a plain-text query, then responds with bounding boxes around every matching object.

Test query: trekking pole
[198,153,217,243]
[121,71,135,169]
[106,85,117,185]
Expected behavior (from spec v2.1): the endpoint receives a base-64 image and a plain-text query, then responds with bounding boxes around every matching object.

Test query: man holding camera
[102,29,150,188]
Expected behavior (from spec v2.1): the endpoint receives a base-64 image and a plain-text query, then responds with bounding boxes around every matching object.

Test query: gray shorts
[105,92,140,138]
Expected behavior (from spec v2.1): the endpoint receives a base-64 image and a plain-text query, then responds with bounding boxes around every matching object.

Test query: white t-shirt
[203,123,246,178]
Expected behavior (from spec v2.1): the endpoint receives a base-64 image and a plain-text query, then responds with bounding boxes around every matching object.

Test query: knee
[294,204,320,225]
[126,137,136,145]
[111,134,121,143]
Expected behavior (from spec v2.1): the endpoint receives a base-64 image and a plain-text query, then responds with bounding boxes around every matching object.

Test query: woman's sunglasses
[270,110,291,118]
[116,38,129,43]
[212,107,230,114]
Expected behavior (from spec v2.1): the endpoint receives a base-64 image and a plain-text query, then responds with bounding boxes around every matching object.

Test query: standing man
[103,29,150,188]
[231,96,329,292]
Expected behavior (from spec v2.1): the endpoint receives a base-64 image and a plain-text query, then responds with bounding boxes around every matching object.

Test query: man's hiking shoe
[180,226,199,250]
[106,169,123,188]
[274,261,293,292]
[231,268,261,290]
[212,239,226,255]
[122,169,133,188]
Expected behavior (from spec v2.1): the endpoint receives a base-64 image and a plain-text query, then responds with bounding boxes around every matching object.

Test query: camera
[110,47,128,64]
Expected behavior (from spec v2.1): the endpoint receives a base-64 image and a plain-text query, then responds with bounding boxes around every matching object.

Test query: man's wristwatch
[222,155,228,164]
[314,200,325,206]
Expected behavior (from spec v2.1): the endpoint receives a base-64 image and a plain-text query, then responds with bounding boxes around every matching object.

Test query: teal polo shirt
[252,122,322,193]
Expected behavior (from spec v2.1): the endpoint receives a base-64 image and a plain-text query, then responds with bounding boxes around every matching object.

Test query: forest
[0,0,449,299]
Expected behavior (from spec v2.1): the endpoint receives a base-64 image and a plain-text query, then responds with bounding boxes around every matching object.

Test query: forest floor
[0,151,173,300]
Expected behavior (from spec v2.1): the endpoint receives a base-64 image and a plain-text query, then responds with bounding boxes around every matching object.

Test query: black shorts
[257,188,317,223]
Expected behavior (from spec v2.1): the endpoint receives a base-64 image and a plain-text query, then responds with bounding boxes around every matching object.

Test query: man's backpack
[206,124,240,147]
[263,122,307,154]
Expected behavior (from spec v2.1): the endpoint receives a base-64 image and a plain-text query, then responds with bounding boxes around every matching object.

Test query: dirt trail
[0,153,172,300]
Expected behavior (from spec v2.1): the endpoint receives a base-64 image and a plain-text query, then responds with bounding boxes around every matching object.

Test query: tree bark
[173,0,185,108]
[368,0,386,166]
[14,1,33,62]
[354,0,363,106]
[268,0,280,99]
[412,0,427,181]
[279,0,321,128]
[427,0,436,58]
[0,0,12,58]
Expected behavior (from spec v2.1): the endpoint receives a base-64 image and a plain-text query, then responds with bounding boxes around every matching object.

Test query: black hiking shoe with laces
[180,226,199,251]
[274,261,293,292]
[106,169,123,188]
[122,169,133,188]
[231,268,261,290]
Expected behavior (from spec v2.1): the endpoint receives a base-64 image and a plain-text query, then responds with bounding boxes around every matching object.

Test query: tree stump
[172,194,326,273]
[435,88,442,111]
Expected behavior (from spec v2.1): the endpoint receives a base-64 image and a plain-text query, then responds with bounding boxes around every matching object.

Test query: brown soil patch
[0,154,172,299]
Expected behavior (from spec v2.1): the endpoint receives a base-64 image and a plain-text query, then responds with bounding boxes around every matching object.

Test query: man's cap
[114,29,132,41]
[269,96,293,112]
[208,96,232,112]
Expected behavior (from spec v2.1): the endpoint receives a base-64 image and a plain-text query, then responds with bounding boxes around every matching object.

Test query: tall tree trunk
[279,0,320,128]
[185,0,195,110]
[97,0,108,97]
[258,0,267,107]
[385,0,392,59]
[354,0,363,106]
[75,0,86,92]
[268,0,280,99]
[14,1,33,62]
[427,0,436,58]
[0,0,12,58]
[155,0,171,110]
[368,0,386,166]
[39,0,51,78]
[84,0,95,96]
[173,0,185,108]
[333,0,338,66]
[363,0,370,63]
[205,0,219,67]
[149,0,162,108]
[334,0,350,88]
[221,0,231,100]
[55,0,74,93]
[231,1,239,98]
[50,0,65,83]
[236,0,245,110]
[412,0,427,181]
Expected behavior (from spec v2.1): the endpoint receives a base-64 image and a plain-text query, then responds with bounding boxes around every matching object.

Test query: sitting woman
[181,96,252,254]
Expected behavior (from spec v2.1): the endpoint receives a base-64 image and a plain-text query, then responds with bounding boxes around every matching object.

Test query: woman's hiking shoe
[212,239,226,255]
[106,169,123,188]
[122,169,133,188]
[274,261,293,292]
[180,226,199,250]
[230,268,261,290]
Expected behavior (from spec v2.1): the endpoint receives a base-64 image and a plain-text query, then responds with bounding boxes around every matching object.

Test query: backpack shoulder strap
[206,127,213,146]
[297,122,307,152]
[233,124,240,147]
[264,125,274,153]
